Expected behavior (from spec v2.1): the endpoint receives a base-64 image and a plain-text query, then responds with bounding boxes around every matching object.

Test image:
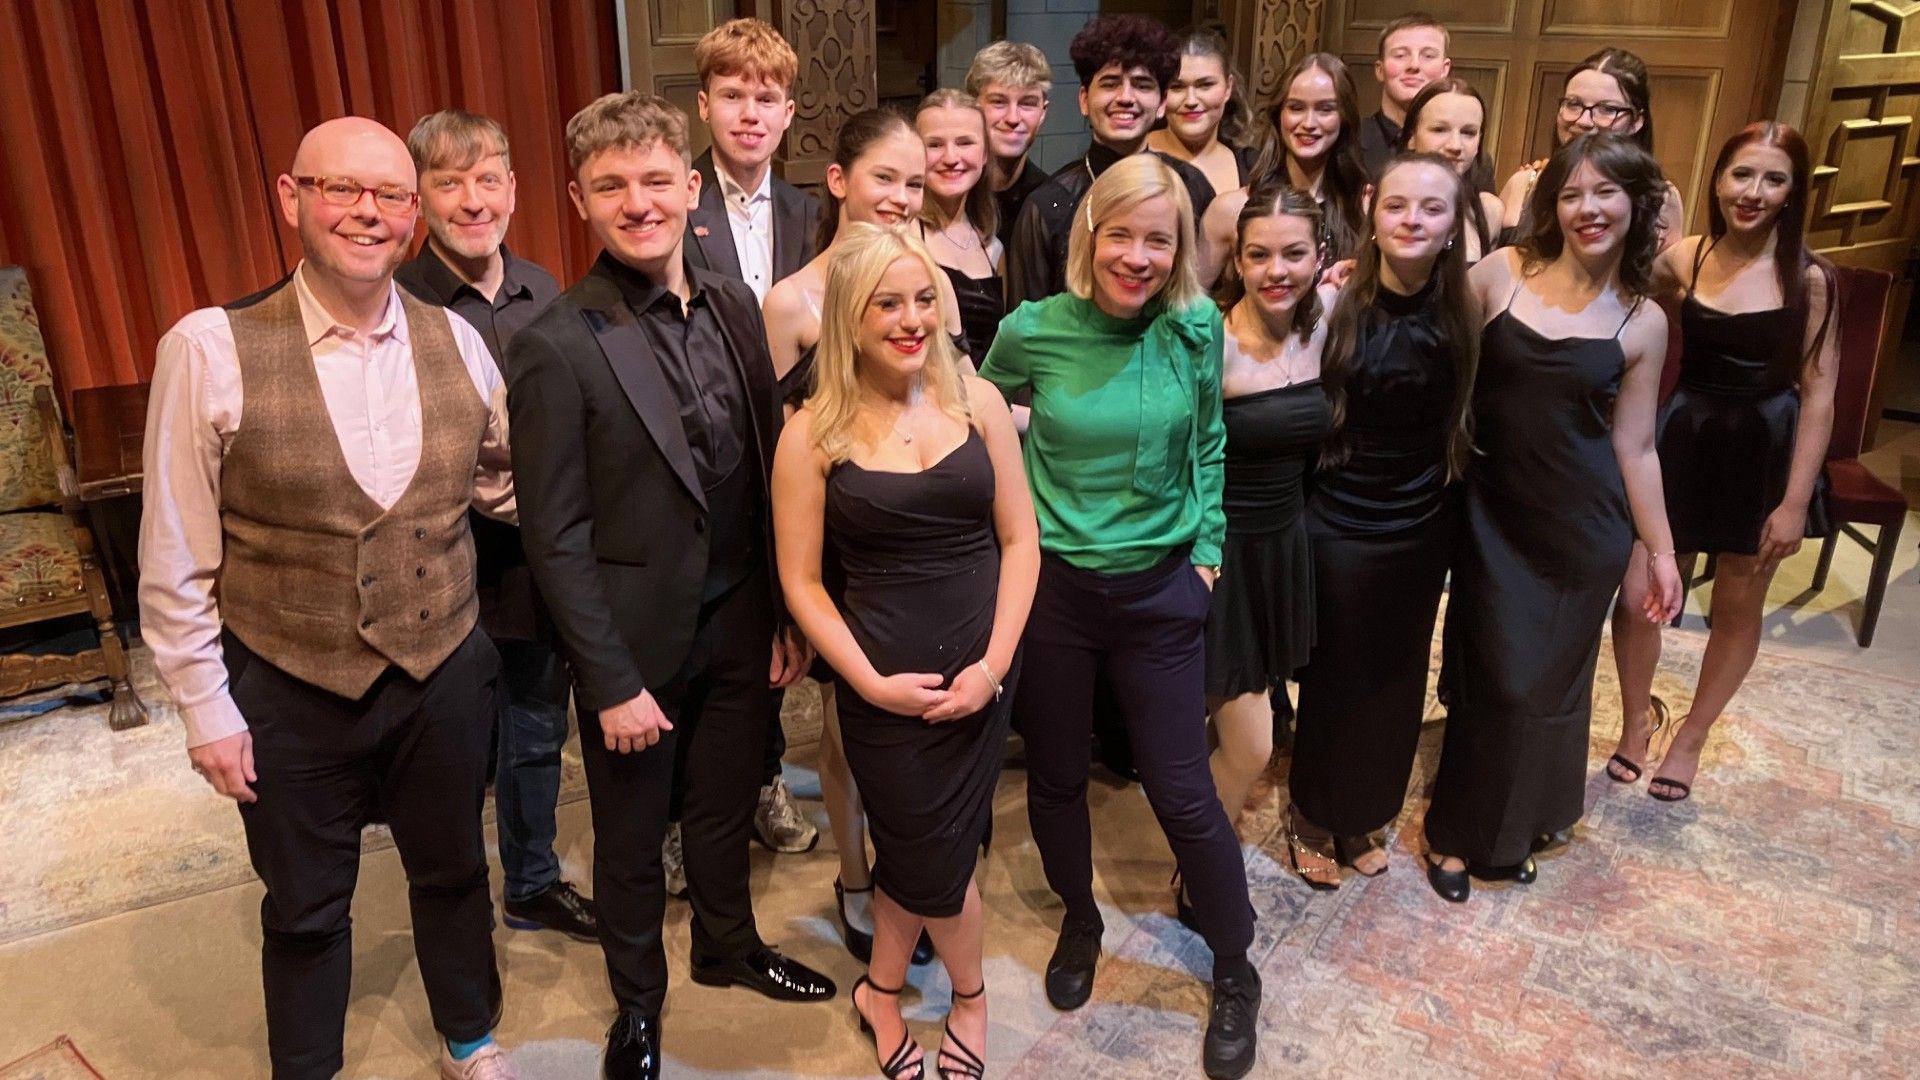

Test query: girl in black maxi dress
[1424,135,1680,895]
[1288,154,1480,884]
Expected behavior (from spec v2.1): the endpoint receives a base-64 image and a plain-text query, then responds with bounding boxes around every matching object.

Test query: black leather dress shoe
[1531,829,1572,854]
[1203,968,1262,1079]
[911,929,936,966]
[690,946,837,1002]
[504,880,599,942]
[1469,855,1538,884]
[1044,917,1102,1011]
[1424,853,1470,903]
[603,1011,661,1080]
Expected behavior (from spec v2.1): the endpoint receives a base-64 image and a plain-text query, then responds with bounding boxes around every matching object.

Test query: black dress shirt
[1002,142,1217,311]
[993,157,1053,250]
[1361,110,1402,183]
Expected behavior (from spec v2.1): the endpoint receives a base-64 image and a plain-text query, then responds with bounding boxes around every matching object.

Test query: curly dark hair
[1068,14,1179,91]
[1520,132,1666,298]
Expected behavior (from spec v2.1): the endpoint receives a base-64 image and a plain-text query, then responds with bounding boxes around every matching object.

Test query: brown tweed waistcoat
[218,278,485,698]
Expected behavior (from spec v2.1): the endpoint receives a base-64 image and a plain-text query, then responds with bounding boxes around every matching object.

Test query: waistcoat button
[414,527,428,540]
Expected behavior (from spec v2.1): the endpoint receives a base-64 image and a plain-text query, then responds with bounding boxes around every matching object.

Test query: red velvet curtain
[0,0,620,398]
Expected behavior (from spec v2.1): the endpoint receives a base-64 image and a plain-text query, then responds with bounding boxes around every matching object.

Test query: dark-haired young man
[1359,12,1452,180]
[1002,14,1217,308]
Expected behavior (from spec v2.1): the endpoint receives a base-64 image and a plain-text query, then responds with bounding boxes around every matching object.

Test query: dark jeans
[1017,551,1254,961]
[579,568,778,1015]
[493,637,571,902]
[230,628,501,1080]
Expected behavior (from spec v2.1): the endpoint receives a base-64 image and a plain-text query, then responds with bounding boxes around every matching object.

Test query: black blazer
[683,149,819,286]
[506,253,784,712]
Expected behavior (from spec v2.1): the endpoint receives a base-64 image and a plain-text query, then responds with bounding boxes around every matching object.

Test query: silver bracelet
[977,658,1003,700]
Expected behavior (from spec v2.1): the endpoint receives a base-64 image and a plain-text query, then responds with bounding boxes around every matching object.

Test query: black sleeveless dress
[1425,303,1636,867]
[1658,252,1832,554]
[826,427,1015,917]
[1290,280,1459,837]
[1203,378,1331,699]
[941,263,1004,364]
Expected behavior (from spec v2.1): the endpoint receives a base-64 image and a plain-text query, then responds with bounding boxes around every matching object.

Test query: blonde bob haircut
[807,222,972,463]
[1065,154,1205,311]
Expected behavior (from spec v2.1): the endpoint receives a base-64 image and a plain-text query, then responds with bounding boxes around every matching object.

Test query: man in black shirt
[1003,15,1217,309]
[1358,12,1452,181]
[394,110,597,945]
[967,41,1055,250]
[508,92,831,1080]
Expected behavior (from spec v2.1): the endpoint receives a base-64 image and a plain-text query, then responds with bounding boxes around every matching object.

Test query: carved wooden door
[1321,0,1793,228]
[1798,0,1920,440]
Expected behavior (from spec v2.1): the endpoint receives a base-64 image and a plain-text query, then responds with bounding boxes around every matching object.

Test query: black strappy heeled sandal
[853,975,925,1079]
[937,984,987,1080]
[1334,832,1389,878]
[1608,695,1671,783]
[1284,807,1340,892]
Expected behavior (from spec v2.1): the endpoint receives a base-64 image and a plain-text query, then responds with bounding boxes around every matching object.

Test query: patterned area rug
[0,1038,103,1080]
[1009,624,1920,1078]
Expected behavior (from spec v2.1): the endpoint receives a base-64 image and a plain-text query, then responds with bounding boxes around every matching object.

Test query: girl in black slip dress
[1423,282,1640,871]
[940,262,1003,364]
[1658,239,1832,554]
[1289,277,1459,866]
[826,427,1016,917]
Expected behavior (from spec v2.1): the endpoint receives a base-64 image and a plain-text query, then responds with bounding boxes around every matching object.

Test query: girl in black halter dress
[1424,134,1681,901]
[1607,122,1839,805]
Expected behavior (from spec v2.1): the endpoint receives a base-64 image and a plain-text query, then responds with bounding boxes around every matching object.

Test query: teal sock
[447,1034,494,1061]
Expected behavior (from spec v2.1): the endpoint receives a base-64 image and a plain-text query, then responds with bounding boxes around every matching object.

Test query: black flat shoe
[1044,917,1102,1011]
[1468,856,1537,884]
[690,946,836,1002]
[602,1010,661,1080]
[852,976,925,1080]
[1531,830,1571,854]
[504,879,599,942]
[1423,852,1469,903]
[1203,967,1261,1079]
[835,878,876,964]
[912,929,936,966]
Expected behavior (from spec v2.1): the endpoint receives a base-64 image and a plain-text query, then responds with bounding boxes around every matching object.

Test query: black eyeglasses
[1557,97,1637,127]
[293,175,419,214]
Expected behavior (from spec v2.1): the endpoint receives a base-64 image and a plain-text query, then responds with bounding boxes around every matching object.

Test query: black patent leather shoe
[836,878,876,964]
[504,879,599,942]
[1468,855,1538,884]
[691,946,837,1002]
[911,929,936,966]
[1203,968,1262,1079]
[1423,852,1470,903]
[1531,829,1572,854]
[603,1011,661,1080]
[1044,917,1102,1011]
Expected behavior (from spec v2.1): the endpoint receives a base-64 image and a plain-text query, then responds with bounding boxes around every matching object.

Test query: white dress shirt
[139,264,514,748]
[719,164,775,301]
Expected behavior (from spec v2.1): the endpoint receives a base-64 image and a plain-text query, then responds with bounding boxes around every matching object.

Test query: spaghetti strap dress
[825,428,1015,916]
[1424,291,1638,867]
[1658,242,1832,554]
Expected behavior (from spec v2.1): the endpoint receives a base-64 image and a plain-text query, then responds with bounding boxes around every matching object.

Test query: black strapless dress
[1658,296,1832,555]
[826,428,1015,917]
[1426,309,1636,867]
[941,263,1004,365]
[1204,380,1331,699]
[1290,281,1459,837]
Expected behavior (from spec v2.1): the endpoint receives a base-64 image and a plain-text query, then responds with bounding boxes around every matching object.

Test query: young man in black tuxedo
[507,92,832,1080]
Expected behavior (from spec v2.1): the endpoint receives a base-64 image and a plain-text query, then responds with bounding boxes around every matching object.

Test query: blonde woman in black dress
[773,223,1038,1079]
[1426,133,1681,902]
[1607,122,1838,803]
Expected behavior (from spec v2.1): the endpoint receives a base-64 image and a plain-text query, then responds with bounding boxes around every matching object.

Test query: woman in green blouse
[979,152,1259,1080]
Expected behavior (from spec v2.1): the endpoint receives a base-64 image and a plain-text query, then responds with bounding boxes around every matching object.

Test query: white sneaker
[663,821,689,898]
[754,775,820,853]
[440,1041,521,1080]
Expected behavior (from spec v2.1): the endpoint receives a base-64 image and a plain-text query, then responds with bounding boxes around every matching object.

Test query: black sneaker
[1203,967,1261,1079]
[1044,917,1102,1011]
[503,880,599,942]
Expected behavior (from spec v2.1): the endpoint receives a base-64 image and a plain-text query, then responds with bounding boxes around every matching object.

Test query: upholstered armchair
[0,266,146,729]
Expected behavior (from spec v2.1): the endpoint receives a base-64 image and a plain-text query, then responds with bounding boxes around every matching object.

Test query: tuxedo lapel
[577,272,706,509]
[689,152,744,278]
[772,181,814,282]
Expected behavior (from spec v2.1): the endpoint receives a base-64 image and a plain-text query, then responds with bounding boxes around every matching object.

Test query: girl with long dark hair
[1147,27,1255,200]
[1426,133,1681,902]
[1606,122,1838,802]
[1285,152,1479,887]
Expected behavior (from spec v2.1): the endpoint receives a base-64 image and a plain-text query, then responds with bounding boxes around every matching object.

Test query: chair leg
[1813,532,1838,590]
[1671,553,1697,628]
[98,619,148,730]
[1858,516,1904,649]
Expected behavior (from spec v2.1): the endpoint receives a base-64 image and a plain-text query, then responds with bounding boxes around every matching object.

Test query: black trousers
[230,627,501,1080]
[1017,552,1255,961]
[579,567,778,1016]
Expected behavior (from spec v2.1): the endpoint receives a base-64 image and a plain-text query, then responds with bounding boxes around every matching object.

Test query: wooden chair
[0,266,146,728]
[1811,265,1907,647]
